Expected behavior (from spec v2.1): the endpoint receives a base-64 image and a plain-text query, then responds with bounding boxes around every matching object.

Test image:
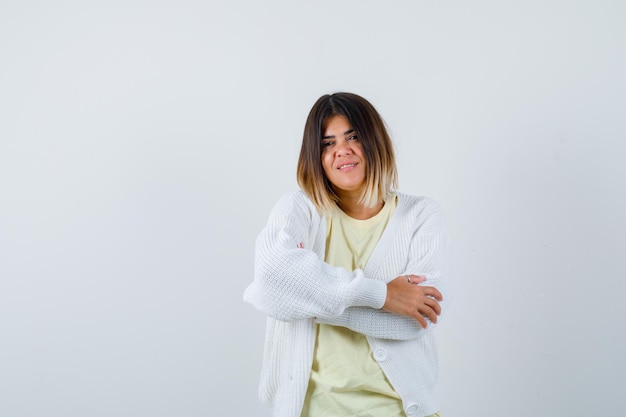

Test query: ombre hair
[297,92,398,213]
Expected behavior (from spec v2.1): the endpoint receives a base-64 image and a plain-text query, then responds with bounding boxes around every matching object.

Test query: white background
[1,1,625,416]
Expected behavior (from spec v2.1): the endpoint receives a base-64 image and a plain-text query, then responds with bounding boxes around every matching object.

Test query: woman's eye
[348,135,358,141]
[322,141,333,148]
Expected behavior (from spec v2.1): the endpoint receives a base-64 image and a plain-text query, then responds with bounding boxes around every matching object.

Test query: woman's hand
[382,275,443,329]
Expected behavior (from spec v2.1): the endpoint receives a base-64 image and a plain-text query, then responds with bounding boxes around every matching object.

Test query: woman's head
[297,92,398,212]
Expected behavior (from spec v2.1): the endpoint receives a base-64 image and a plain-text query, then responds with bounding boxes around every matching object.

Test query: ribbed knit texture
[244,191,451,417]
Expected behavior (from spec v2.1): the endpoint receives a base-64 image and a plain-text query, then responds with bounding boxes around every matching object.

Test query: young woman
[244,92,450,417]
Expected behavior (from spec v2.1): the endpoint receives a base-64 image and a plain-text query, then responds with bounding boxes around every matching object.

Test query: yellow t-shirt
[301,193,405,417]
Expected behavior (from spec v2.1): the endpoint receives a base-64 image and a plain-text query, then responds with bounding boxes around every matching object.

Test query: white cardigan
[244,191,451,417]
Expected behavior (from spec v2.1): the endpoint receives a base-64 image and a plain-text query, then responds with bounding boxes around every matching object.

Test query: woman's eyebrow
[322,129,355,140]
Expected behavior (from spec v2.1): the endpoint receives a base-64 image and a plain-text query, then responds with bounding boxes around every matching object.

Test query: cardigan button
[405,404,418,415]
[373,348,387,361]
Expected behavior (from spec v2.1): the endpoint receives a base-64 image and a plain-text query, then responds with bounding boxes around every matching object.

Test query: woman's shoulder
[395,192,447,228]
[269,190,320,218]
[395,191,443,212]
[274,190,314,208]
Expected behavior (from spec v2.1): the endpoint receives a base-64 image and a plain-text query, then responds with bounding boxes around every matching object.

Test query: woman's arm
[243,194,387,322]
[317,202,451,340]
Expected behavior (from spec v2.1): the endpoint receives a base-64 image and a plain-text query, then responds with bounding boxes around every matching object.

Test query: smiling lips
[338,162,358,170]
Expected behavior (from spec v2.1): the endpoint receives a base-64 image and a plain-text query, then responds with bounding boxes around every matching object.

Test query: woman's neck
[337,195,385,220]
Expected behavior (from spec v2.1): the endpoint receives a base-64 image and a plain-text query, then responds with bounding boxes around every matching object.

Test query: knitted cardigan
[244,191,451,417]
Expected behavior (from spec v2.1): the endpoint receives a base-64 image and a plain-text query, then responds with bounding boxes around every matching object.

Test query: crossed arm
[244,194,450,341]
[316,228,450,340]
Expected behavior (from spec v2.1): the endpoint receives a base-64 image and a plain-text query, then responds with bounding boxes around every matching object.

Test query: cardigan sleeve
[243,193,387,322]
[316,200,451,340]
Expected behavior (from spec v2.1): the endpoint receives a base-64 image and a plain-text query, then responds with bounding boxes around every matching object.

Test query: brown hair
[297,92,398,212]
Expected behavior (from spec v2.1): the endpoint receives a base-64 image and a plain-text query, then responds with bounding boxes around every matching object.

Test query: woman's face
[321,115,367,197]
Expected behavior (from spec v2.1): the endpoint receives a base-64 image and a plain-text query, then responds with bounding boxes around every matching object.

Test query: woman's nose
[335,140,353,155]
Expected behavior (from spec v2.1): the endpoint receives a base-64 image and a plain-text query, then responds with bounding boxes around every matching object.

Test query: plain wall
[1,1,624,416]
